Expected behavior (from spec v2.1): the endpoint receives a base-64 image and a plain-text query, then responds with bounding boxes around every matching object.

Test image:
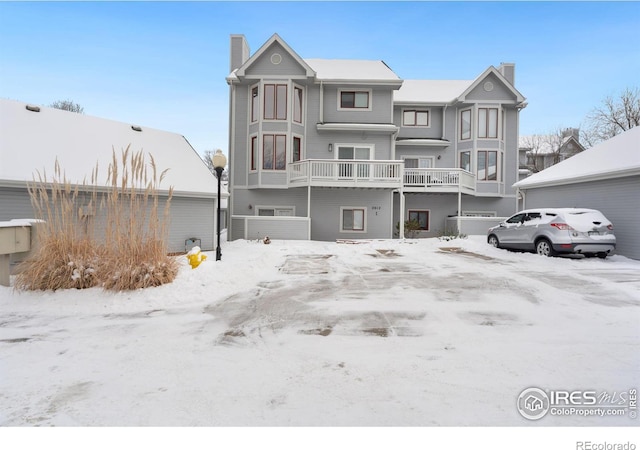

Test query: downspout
[442,104,448,140]
[319,81,324,124]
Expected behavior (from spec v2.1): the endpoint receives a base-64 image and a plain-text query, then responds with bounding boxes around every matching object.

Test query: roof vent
[131,125,142,132]
[26,105,41,112]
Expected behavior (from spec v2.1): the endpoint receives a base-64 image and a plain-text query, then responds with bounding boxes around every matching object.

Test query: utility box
[0,219,37,287]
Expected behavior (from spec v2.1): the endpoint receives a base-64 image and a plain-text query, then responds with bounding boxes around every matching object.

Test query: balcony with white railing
[288,159,403,188]
[287,160,477,194]
[403,168,476,194]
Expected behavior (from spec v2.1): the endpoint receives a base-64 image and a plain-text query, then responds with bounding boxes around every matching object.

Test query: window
[264,84,287,120]
[263,134,286,170]
[459,151,471,172]
[403,110,430,127]
[250,136,258,171]
[251,86,259,123]
[341,208,365,232]
[293,86,303,123]
[292,137,302,162]
[408,210,429,231]
[478,108,498,138]
[339,90,370,109]
[337,145,372,178]
[460,109,471,140]
[257,207,294,216]
[477,150,498,180]
[404,157,433,169]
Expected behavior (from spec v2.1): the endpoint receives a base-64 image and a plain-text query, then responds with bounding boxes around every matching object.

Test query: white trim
[334,143,375,161]
[292,83,304,125]
[255,205,296,217]
[459,108,472,141]
[291,133,304,163]
[337,88,373,111]
[401,108,431,128]
[407,209,430,231]
[462,211,497,217]
[340,206,367,233]
[402,156,435,169]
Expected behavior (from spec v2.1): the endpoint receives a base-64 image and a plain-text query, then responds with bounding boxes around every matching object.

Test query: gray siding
[322,86,394,124]
[521,176,640,260]
[394,193,516,238]
[465,72,517,102]
[244,42,307,78]
[231,216,309,240]
[395,106,444,140]
[0,186,218,253]
[310,188,393,241]
[232,187,309,217]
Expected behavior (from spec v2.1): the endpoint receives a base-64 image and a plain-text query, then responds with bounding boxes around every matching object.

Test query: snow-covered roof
[514,127,640,188]
[0,98,227,198]
[304,59,402,85]
[394,80,474,104]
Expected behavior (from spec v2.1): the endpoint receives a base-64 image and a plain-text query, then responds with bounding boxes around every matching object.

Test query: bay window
[264,84,287,120]
[263,134,286,170]
[460,109,471,140]
[478,108,498,138]
[477,150,498,181]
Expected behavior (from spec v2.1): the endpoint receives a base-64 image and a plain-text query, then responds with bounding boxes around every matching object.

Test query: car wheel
[584,253,595,258]
[488,235,500,248]
[597,252,608,259]
[535,239,556,257]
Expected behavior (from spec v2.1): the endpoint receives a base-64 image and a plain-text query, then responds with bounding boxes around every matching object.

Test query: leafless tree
[519,134,546,173]
[49,100,85,114]
[582,87,640,147]
[202,150,228,180]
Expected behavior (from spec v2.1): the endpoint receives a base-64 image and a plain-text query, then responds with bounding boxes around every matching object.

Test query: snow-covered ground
[1,236,639,432]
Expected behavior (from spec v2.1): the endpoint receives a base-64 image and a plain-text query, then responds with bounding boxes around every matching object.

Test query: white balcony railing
[403,168,476,193]
[287,160,476,193]
[288,159,403,188]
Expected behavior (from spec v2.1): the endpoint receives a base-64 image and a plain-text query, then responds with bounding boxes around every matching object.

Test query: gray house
[519,128,585,177]
[0,98,228,253]
[227,34,526,241]
[514,126,640,260]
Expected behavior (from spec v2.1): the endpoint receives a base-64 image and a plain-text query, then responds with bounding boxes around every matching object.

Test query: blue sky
[1,1,639,157]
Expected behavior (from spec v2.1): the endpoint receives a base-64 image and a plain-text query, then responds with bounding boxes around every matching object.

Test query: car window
[506,214,525,224]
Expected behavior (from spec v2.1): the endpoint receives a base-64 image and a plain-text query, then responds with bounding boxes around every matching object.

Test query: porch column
[399,188,405,240]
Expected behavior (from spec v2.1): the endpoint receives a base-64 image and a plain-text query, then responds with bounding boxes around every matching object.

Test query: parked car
[487,208,616,258]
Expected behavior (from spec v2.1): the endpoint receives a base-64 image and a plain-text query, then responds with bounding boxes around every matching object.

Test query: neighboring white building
[0,98,228,253]
[514,127,640,260]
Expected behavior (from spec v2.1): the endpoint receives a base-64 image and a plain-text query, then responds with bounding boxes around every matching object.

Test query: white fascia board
[514,168,640,190]
[316,80,403,88]
[396,139,450,146]
[316,123,399,133]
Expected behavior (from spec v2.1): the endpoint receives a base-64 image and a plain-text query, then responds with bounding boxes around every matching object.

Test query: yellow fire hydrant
[187,246,207,269]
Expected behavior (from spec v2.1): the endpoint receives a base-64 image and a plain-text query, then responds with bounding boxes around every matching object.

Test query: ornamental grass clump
[100,147,177,290]
[15,146,177,291]
[15,161,102,290]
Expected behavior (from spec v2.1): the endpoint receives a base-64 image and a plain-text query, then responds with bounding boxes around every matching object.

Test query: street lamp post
[212,150,227,261]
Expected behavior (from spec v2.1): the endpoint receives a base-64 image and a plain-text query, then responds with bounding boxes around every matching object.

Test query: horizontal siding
[0,187,218,253]
[522,176,640,260]
[311,188,393,241]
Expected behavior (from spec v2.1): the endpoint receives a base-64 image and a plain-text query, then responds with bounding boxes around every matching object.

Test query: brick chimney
[230,34,249,73]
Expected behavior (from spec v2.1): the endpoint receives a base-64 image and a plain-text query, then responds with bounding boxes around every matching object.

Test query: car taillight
[550,222,574,231]
[607,224,613,230]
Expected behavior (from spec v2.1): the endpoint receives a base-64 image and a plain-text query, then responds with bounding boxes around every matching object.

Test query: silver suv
[487,208,616,258]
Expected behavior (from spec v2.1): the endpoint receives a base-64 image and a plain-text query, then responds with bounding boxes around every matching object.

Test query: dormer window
[339,89,371,110]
